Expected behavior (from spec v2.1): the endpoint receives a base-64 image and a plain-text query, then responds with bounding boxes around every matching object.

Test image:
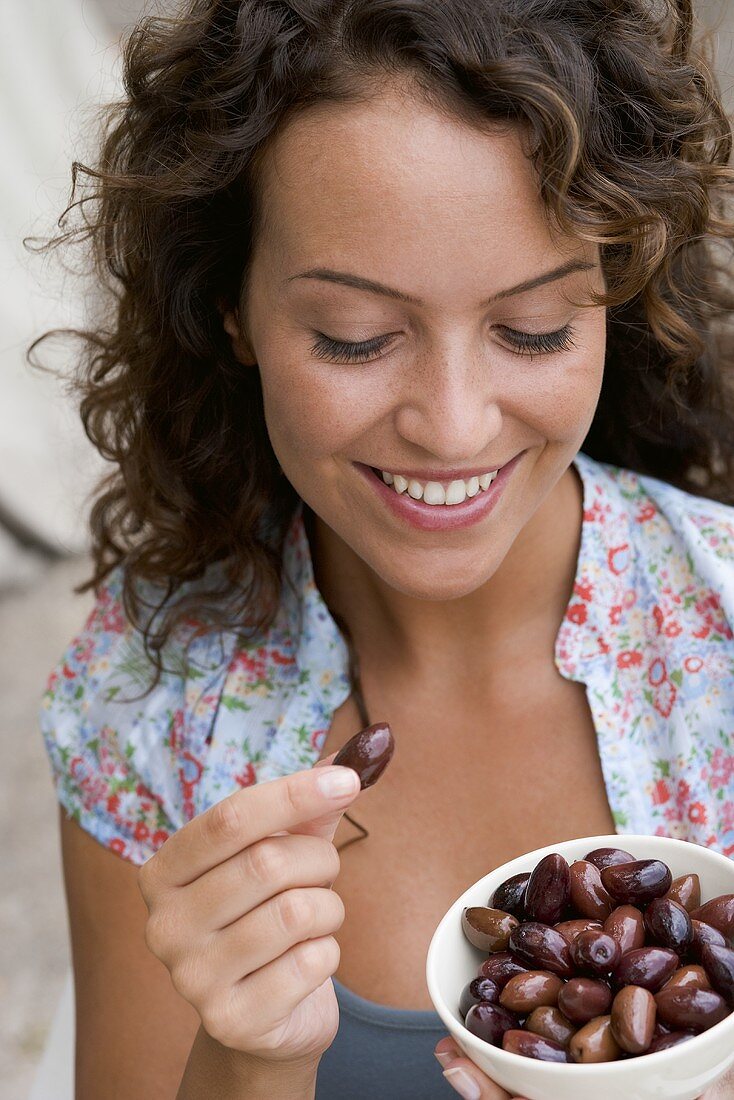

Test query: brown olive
[464,1002,521,1046]
[499,971,564,1013]
[490,873,530,919]
[558,978,613,1025]
[569,1015,622,1063]
[655,986,729,1031]
[689,895,734,942]
[525,1006,577,1047]
[610,985,656,1054]
[502,1029,570,1062]
[332,723,394,789]
[644,897,693,952]
[614,947,679,993]
[572,930,621,976]
[700,944,734,1006]
[524,854,571,925]
[569,861,614,920]
[664,874,701,913]
[555,918,603,945]
[601,860,673,906]
[508,922,574,977]
[603,905,645,954]
[584,847,635,871]
[459,977,501,1019]
[462,907,519,953]
[478,952,530,988]
[660,965,712,993]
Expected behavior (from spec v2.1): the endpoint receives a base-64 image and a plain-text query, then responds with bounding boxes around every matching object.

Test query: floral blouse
[39,451,734,865]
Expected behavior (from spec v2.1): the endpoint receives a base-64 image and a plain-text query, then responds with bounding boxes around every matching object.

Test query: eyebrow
[284,258,597,307]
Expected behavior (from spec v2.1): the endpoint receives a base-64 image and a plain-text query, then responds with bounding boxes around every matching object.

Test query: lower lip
[354,452,524,531]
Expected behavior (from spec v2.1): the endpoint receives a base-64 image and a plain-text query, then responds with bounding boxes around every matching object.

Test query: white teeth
[445,480,467,505]
[379,467,500,505]
[423,481,446,505]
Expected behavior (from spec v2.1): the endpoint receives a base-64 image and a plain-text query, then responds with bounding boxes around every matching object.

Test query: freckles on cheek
[512,358,603,442]
[262,366,372,457]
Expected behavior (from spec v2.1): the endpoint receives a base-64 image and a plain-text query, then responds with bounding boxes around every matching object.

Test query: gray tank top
[316,979,459,1098]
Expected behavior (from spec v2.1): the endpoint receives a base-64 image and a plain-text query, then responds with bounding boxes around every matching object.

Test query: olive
[525,1006,577,1047]
[584,847,635,871]
[610,986,656,1054]
[700,944,734,1006]
[569,860,614,920]
[558,978,613,1024]
[464,1001,521,1046]
[478,952,530,988]
[572,930,621,976]
[459,976,501,1019]
[654,986,729,1031]
[569,1015,622,1063]
[502,1029,570,1062]
[601,860,673,906]
[490,873,530,919]
[614,948,679,993]
[644,897,693,953]
[332,723,394,789]
[462,907,519,953]
[508,922,574,977]
[664,874,701,914]
[524,854,571,925]
[603,906,645,954]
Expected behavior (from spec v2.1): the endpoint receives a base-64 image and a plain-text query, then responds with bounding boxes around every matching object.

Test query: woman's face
[225,83,607,601]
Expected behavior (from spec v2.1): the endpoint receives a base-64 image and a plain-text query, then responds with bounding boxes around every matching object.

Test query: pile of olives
[459,847,734,1063]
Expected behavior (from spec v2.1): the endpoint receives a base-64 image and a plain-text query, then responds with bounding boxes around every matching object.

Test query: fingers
[181,832,340,932]
[142,764,360,888]
[434,1038,529,1100]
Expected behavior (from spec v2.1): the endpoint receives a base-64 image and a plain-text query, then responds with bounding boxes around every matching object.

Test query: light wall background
[1,2,732,1097]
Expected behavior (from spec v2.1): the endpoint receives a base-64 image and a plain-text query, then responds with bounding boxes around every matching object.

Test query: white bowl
[426,834,734,1100]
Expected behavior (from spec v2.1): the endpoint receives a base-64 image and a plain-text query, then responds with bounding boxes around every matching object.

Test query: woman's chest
[319,661,617,1009]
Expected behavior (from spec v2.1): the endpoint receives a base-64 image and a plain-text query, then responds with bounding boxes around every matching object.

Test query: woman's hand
[434,1037,734,1099]
[137,757,361,1068]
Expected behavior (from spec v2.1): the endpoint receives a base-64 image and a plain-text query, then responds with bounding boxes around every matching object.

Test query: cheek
[510,353,604,440]
[258,353,380,458]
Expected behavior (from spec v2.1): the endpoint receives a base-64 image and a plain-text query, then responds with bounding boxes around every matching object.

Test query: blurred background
[1,1,733,1097]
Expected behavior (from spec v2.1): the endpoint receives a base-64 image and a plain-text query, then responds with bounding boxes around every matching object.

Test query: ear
[220,302,258,366]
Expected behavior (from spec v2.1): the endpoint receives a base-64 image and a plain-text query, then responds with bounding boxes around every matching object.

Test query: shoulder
[575,451,733,636]
[39,560,243,864]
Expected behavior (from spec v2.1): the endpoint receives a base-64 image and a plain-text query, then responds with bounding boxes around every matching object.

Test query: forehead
[252,83,583,286]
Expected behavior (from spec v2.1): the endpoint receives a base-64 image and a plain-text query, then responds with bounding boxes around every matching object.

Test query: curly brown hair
[28,0,734,685]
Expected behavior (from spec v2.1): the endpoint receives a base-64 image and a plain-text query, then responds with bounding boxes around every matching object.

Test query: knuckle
[247,838,288,889]
[329,890,346,930]
[137,855,157,905]
[200,997,238,1049]
[143,910,170,959]
[277,889,314,937]
[170,954,205,1004]
[290,935,339,986]
[208,797,245,846]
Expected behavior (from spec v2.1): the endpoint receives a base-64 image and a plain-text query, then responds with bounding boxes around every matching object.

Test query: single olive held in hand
[332,722,395,788]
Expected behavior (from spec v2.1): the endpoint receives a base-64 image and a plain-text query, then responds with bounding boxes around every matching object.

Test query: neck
[303,463,584,680]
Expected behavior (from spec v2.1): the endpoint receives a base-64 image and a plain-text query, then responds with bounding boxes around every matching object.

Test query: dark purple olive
[464,1001,521,1046]
[700,944,734,1006]
[459,977,501,1019]
[644,898,693,952]
[490,873,530,919]
[332,723,394,789]
[502,1029,569,1062]
[689,919,727,961]
[584,847,635,871]
[508,922,574,977]
[655,986,729,1031]
[614,947,680,993]
[479,952,530,988]
[572,930,621,976]
[647,1030,696,1052]
[558,977,613,1024]
[601,860,673,906]
[689,896,734,942]
[524,854,571,925]
[569,861,615,920]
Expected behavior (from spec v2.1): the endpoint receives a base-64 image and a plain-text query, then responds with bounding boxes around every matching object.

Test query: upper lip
[366,456,517,481]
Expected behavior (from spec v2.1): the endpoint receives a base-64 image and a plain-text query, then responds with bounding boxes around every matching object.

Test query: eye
[308,333,393,364]
[499,324,578,359]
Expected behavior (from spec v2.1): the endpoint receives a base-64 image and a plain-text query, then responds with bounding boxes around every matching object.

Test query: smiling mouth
[367,465,501,507]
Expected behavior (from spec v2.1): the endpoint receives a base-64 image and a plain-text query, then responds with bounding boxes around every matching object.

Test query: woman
[35,0,734,1096]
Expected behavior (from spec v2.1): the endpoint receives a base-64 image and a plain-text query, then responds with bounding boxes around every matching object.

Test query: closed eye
[308,325,578,364]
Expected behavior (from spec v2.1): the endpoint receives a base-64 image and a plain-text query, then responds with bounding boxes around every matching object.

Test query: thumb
[288,752,361,842]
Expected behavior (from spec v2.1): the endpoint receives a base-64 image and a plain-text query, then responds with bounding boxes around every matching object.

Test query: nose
[393,340,503,463]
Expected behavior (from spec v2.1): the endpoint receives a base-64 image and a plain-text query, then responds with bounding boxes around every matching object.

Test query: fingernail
[315,766,360,799]
[443,1067,482,1100]
[434,1051,453,1067]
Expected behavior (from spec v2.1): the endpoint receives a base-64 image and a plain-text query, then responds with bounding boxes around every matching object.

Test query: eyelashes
[308,324,578,364]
